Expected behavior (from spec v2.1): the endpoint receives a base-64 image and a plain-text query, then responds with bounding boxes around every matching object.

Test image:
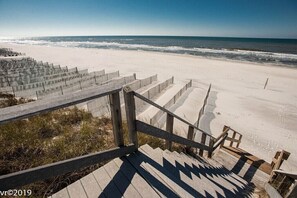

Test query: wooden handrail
[212,133,228,151]
[0,145,136,190]
[272,170,297,180]
[0,83,122,125]
[136,120,211,151]
[214,125,230,143]
[133,91,214,139]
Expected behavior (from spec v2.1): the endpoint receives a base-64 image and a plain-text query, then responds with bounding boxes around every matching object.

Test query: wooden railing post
[123,87,138,148]
[165,113,174,151]
[186,126,194,151]
[207,138,215,158]
[109,91,124,147]
[230,131,236,147]
[236,134,242,148]
[199,133,206,156]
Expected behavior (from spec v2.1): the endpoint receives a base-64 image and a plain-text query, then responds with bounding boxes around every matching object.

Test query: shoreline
[1,42,297,71]
[1,42,297,171]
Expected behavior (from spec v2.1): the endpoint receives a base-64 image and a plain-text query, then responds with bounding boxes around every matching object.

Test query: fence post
[230,131,236,147]
[264,78,269,89]
[60,86,63,95]
[208,138,215,158]
[186,126,194,151]
[123,87,138,148]
[79,81,82,90]
[165,113,174,151]
[199,133,206,156]
[236,134,242,148]
[109,91,124,147]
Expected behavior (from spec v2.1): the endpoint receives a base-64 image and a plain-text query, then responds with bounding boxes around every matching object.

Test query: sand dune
[1,43,297,171]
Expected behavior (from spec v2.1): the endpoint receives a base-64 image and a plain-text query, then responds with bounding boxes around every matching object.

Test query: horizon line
[2,34,297,40]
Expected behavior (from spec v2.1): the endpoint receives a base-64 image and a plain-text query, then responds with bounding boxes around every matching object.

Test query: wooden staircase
[1,73,295,197]
[51,144,255,198]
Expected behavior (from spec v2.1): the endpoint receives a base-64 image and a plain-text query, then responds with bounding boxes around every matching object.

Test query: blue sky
[0,0,297,38]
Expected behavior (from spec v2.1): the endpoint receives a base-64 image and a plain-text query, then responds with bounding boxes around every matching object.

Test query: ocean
[1,36,297,67]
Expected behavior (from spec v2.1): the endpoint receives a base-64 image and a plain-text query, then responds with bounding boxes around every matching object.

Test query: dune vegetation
[0,93,184,197]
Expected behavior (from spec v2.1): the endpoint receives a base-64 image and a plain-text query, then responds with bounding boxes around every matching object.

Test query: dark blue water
[3,36,297,67]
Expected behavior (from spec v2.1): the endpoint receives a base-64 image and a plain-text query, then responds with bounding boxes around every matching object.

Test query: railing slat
[0,145,136,190]
[165,113,174,151]
[199,133,206,156]
[136,120,210,151]
[186,126,194,151]
[236,134,242,148]
[230,131,236,147]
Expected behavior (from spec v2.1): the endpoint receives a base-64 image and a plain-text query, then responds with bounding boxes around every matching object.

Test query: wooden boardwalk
[51,144,254,198]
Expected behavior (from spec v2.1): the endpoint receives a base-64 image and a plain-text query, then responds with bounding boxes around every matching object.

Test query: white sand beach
[1,43,297,171]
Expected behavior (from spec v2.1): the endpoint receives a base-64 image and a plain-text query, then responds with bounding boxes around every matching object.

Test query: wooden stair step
[126,152,179,198]
[52,188,69,198]
[162,149,220,197]
[179,151,253,197]
[80,172,104,198]
[179,151,245,197]
[113,157,160,198]
[66,180,88,198]
[213,148,270,188]
[92,164,123,197]
[138,145,198,197]
[103,159,142,197]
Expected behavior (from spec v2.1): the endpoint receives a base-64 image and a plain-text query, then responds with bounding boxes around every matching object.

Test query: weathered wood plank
[214,125,230,143]
[0,83,122,125]
[199,133,206,156]
[103,159,141,197]
[126,152,178,198]
[163,149,220,197]
[0,145,135,190]
[67,180,87,198]
[123,86,138,147]
[212,134,228,151]
[109,92,124,146]
[113,158,160,198]
[52,188,69,198]
[136,120,210,151]
[236,134,242,148]
[80,173,104,198]
[186,126,194,152]
[92,167,122,197]
[225,137,240,143]
[229,131,237,147]
[207,138,215,158]
[138,146,198,197]
[165,114,174,151]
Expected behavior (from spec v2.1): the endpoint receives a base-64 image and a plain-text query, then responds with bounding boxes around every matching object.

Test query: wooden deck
[221,146,272,175]
[51,144,254,198]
